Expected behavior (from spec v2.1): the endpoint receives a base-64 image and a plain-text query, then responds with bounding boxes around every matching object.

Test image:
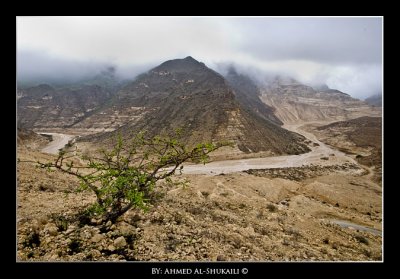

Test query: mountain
[225,67,282,126]
[259,76,381,124]
[315,116,382,184]
[17,128,51,151]
[17,68,122,130]
[365,94,382,107]
[84,57,310,155]
[17,84,116,129]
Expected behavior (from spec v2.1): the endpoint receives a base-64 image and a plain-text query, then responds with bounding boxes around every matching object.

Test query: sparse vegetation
[267,203,277,212]
[201,191,210,198]
[27,130,227,224]
[23,231,40,248]
[355,235,369,245]
[68,239,82,254]
[16,54,382,262]
[52,214,69,232]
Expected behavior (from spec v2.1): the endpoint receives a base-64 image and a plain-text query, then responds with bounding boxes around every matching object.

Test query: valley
[39,133,75,154]
[17,57,382,262]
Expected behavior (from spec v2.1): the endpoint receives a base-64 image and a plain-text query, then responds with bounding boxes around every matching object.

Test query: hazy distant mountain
[365,94,382,107]
[17,84,115,129]
[259,76,380,124]
[17,67,122,129]
[85,57,309,155]
[225,67,282,126]
[19,57,382,155]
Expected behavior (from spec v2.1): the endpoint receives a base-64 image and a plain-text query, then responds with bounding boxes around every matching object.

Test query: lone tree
[32,130,227,224]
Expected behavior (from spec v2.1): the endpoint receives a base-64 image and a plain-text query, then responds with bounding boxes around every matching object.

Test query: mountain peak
[183,56,197,62]
[153,56,205,73]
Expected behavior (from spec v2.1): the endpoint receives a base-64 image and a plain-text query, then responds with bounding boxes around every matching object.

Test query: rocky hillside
[86,57,310,155]
[17,67,121,130]
[17,128,51,151]
[315,116,382,184]
[259,76,380,124]
[225,67,282,126]
[365,94,382,107]
[17,148,382,261]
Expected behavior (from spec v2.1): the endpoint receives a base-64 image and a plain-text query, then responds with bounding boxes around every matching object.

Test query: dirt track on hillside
[39,133,75,154]
[180,123,360,175]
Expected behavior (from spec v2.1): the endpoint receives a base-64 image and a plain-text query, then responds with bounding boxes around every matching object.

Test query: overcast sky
[17,16,382,99]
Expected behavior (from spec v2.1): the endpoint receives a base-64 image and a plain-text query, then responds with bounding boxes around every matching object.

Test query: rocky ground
[17,146,382,262]
[306,117,382,185]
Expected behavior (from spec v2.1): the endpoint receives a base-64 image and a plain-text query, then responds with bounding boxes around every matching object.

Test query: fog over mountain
[17,17,382,99]
[17,17,384,263]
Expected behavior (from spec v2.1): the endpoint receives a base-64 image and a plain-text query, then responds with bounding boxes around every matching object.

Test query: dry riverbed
[17,123,382,261]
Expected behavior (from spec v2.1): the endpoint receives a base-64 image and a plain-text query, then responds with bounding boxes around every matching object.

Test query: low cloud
[17,17,382,98]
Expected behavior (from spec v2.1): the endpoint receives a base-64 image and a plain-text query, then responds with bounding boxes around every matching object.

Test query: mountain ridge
[18,56,379,155]
[84,57,309,155]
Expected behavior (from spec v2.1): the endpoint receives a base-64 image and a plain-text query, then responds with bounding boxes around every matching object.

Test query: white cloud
[17,16,382,98]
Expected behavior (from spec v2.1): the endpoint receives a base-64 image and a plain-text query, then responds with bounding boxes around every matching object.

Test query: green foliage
[36,130,228,224]
[23,231,40,248]
[52,214,69,232]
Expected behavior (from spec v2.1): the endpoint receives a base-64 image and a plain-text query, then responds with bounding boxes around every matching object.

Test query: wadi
[17,54,382,261]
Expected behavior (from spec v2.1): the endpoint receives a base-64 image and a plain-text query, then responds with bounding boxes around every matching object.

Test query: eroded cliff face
[259,76,381,124]
[17,67,122,131]
[82,57,309,155]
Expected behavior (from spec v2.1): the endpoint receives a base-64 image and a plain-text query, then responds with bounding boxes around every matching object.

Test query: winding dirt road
[179,123,360,175]
[40,133,75,154]
[39,123,361,174]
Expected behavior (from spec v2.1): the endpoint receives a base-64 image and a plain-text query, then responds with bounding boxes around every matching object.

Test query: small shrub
[173,213,183,225]
[150,213,164,224]
[187,206,203,215]
[68,239,82,255]
[285,227,301,240]
[254,226,269,235]
[65,141,73,148]
[38,184,55,192]
[52,215,68,232]
[201,191,210,198]
[125,234,137,249]
[363,249,372,257]
[85,254,93,261]
[267,203,277,212]
[23,232,40,248]
[355,235,369,245]
[77,211,92,227]
[29,130,229,224]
